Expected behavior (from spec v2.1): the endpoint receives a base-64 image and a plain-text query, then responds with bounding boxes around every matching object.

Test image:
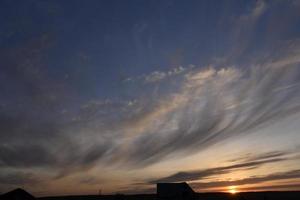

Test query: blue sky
[1,0,300,196]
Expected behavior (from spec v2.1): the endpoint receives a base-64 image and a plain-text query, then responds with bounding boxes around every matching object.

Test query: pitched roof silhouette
[0,188,35,200]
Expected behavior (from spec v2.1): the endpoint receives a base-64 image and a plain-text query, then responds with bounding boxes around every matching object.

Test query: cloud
[222,0,267,64]
[125,65,194,83]
[0,171,40,185]
[120,62,300,166]
[0,144,56,168]
[191,169,300,190]
[1,32,300,191]
[144,66,192,83]
[145,151,300,191]
[238,183,300,191]
[0,33,114,178]
[227,151,289,163]
[145,71,166,83]
[78,176,101,185]
[149,151,289,183]
[1,59,300,177]
[241,0,266,20]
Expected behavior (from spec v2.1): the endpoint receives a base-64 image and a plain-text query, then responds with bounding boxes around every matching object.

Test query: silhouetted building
[0,188,35,200]
[157,182,196,200]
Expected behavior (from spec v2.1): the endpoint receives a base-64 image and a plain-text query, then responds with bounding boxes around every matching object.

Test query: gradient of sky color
[1,0,300,196]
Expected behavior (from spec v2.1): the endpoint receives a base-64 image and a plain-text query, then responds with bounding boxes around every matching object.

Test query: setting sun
[228,186,238,194]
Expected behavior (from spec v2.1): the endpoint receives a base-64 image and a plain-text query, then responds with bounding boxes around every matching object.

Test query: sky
[1,0,300,196]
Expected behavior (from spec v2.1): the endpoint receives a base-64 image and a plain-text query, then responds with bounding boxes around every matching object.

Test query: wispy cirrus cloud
[149,151,291,183]
[191,169,300,190]
[1,56,300,176]
[119,60,300,166]
[144,150,300,192]
[124,65,194,83]
[0,171,40,186]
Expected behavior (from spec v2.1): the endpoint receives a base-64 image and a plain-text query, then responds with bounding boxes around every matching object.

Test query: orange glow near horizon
[228,186,238,194]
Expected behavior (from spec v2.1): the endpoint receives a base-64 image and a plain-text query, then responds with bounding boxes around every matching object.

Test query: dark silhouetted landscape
[2,186,300,200]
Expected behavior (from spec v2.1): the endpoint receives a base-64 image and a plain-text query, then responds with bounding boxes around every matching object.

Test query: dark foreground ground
[38,191,300,200]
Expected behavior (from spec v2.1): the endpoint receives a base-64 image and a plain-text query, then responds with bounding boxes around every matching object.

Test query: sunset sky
[1,0,300,196]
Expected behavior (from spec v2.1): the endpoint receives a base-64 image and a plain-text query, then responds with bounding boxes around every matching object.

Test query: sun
[228,186,238,194]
